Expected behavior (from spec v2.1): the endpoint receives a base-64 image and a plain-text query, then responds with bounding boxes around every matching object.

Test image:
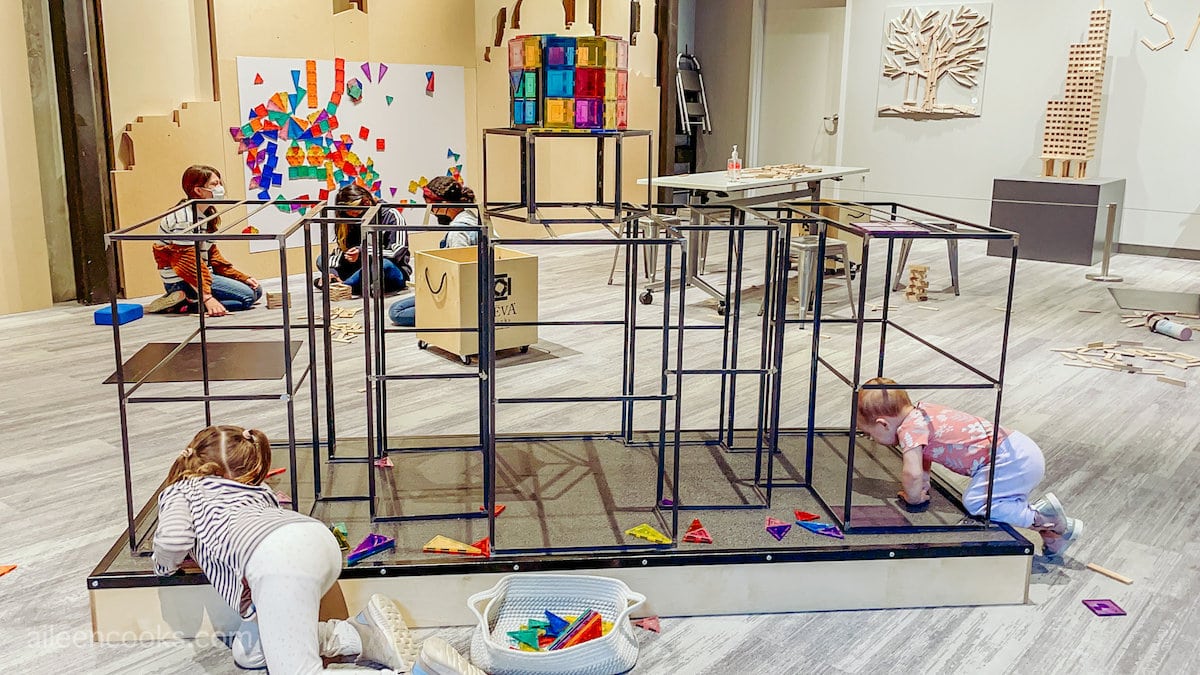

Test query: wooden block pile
[328,282,353,302]
[266,291,288,310]
[330,321,365,344]
[740,163,823,180]
[1051,341,1199,387]
[905,265,929,302]
[330,306,361,319]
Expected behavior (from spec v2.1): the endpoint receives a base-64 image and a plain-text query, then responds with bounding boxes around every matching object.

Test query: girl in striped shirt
[147,165,262,317]
[153,425,417,673]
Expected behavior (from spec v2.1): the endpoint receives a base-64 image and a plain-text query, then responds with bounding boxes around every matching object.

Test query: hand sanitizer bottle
[727,145,742,181]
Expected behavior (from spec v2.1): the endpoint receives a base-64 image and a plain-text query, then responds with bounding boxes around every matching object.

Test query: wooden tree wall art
[877,4,992,119]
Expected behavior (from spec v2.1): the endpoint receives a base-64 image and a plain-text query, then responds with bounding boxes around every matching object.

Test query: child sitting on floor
[152,424,416,672]
[855,377,1082,557]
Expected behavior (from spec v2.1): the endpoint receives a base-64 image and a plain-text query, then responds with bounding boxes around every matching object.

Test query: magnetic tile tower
[1040,8,1111,179]
[508,34,629,130]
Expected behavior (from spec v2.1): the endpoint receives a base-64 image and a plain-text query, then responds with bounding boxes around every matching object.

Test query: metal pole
[1086,203,1123,283]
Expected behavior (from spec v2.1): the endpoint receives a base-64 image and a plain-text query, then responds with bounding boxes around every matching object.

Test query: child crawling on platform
[855,378,1083,558]
[151,424,418,673]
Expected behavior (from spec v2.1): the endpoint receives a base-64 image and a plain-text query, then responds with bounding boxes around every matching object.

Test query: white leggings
[961,431,1045,528]
[233,521,379,673]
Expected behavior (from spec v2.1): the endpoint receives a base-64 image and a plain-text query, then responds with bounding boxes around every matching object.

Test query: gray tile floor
[2,236,1199,673]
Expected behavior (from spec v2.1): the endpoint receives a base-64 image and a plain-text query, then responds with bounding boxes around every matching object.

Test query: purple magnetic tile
[1083,599,1126,616]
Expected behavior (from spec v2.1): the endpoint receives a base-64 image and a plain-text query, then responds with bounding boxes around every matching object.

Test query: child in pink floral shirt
[856,377,1082,557]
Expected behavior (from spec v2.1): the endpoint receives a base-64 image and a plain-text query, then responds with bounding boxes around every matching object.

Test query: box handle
[424,269,448,295]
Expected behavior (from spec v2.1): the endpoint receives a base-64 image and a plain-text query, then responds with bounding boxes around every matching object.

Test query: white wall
[839,0,1200,252]
[757,1,845,166]
[694,0,754,172]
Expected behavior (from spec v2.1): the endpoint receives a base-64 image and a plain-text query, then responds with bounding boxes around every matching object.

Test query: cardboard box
[415,247,539,358]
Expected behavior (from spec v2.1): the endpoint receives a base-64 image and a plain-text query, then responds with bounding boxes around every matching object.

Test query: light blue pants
[961,431,1045,527]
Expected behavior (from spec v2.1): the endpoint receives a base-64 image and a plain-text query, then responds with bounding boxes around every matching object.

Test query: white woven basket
[468,574,646,675]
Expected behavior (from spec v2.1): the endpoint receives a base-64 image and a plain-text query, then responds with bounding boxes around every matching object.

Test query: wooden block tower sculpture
[508,34,629,130]
[1040,8,1111,179]
[905,265,929,302]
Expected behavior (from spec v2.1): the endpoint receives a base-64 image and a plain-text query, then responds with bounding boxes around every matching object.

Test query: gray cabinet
[986,176,1126,266]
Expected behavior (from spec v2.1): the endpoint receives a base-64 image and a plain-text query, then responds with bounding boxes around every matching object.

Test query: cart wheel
[417,340,428,350]
[716,301,727,316]
[639,290,654,305]
[460,354,472,365]
[519,345,530,354]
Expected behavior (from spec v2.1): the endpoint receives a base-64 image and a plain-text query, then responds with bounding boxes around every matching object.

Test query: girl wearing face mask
[386,177,482,327]
[424,176,481,248]
[146,165,261,316]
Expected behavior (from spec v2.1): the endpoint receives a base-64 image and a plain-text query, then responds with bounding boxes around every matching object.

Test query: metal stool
[607,218,662,285]
[761,235,855,318]
[890,221,960,295]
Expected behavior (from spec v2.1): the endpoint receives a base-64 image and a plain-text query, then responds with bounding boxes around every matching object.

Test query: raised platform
[89,432,1033,641]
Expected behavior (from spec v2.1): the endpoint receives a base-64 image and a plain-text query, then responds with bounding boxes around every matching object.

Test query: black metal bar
[841,225,872,529]
[279,243,299,510]
[195,236,212,427]
[303,223,322,497]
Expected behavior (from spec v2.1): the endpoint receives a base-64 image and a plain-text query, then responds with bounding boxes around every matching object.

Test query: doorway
[751,0,847,167]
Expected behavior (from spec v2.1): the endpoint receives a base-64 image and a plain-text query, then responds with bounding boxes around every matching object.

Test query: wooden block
[914,305,940,311]
[328,283,353,302]
[1063,362,1091,368]
[266,291,289,310]
[1117,340,1143,346]
[1087,341,1104,348]
[1176,313,1200,319]
[1049,348,1078,353]
[1158,375,1187,387]
[1078,309,1102,314]
[1086,562,1134,585]
[1142,369,1166,375]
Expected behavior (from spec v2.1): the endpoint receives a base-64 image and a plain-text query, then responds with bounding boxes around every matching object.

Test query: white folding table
[636,166,869,308]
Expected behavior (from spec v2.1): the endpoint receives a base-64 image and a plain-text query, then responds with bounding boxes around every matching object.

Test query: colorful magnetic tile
[358,126,370,140]
[361,61,372,82]
[765,516,791,541]
[633,616,660,633]
[253,73,263,85]
[347,533,396,565]
[1083,599,1126,616]
[377,63,389,81]
[546,67,574,98]
[347,78,363,102]
[624,523,671,544]
[386,95,394,106]
[426,71,435,94]
[545,611,570,636]
[794,510,821,522]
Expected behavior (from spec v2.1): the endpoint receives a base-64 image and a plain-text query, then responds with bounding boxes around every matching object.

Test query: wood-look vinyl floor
[2,232,1199,674]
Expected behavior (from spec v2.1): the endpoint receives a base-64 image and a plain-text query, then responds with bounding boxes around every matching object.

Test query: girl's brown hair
[856,377,913,421]
[423,176,476,204]
[165,425,271,487]
[335,184,376,250]
[181,164,223,232]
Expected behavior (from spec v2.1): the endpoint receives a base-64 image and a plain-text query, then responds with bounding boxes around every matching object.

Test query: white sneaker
[355,594,419,671]
[413,637,486,675]
[1030,492,1068,534]
[1042,517,1083,558]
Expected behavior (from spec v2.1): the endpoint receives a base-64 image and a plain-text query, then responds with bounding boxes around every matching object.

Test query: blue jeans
[165,276,262,311]
[342,260,405,295]
[388,295,415,326]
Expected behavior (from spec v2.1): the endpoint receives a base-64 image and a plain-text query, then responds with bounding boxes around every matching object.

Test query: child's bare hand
[898,489,929,506]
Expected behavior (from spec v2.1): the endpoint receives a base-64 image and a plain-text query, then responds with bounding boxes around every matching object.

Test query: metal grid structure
[360,204,691,555]
[104,197,339,552]
[743,200,1019,535]
[481,127,653,227]
[641,204,837,513]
